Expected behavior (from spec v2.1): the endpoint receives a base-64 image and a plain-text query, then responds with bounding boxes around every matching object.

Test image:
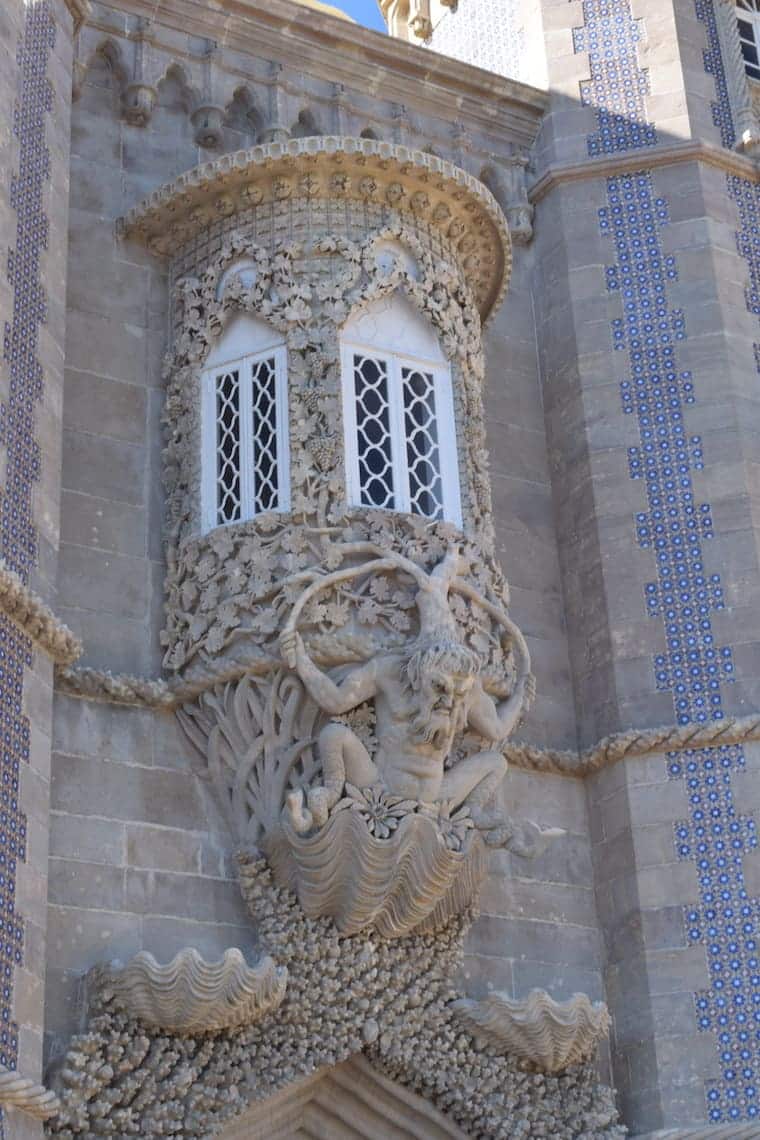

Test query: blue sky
[337,0,387,31]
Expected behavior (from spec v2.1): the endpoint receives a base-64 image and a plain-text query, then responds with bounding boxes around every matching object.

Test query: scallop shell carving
[96,948,287,1034]
[263,808,487,939]
[452,989,611,1073]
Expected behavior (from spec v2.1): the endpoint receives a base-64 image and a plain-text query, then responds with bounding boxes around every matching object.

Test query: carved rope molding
[0,561,81,667]
[53,662,760,778]
[0,1064,60,1121]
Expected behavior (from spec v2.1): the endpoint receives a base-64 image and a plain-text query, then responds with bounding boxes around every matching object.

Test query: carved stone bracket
[452,989,611,1073]
[482,155,534,245]
[92,948,287,1034]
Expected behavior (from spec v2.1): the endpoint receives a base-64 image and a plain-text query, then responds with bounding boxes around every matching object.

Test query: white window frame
[201,344,290,532]
[737,0,760,80]
[341,340,462,528]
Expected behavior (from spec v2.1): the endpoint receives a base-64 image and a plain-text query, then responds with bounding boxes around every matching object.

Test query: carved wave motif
[96,948,287,1034]
[452,989,611,1073]
[264,809,487,938]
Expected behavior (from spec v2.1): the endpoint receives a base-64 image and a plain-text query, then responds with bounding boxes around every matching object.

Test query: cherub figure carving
[280,546,557,856]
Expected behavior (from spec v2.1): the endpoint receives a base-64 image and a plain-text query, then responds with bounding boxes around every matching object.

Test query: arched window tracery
[340,293,462,527]
[201,313,289,532]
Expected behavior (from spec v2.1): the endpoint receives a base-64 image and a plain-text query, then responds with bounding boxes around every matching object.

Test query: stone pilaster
[0,0,78,1134]
[533,0,760,1132]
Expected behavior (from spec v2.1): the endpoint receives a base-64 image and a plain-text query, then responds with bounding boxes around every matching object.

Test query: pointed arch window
[340,291,462,527]
[201,314,289,532]
[737,0,760,79]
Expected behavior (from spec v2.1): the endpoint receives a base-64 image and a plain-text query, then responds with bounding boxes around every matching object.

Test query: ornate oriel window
[340,293,462,527]
[201,313,289,531]
[737,0,760,79]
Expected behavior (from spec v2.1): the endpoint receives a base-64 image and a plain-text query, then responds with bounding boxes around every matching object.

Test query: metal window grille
[353,354,394,509]
[737,0,760,79]
[215,369,242,524]
[401,366,445,520]
[202,346,289,531]
[342,346,462,527]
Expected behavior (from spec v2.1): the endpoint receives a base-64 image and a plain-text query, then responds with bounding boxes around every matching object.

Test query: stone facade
[0,0,755,1136]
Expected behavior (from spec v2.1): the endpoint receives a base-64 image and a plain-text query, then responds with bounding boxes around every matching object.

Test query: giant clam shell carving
[452,989,611,1073]
[265,808,488,939]
[95,948,287,1034]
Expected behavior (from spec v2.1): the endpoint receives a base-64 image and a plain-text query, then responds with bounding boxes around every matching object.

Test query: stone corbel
[409,0,433,40]
[483,155,534,245]
[392,102,412,144]
[259,61,290,145]
[332,83,349,135]
[715,0,760,157]
[123,19,157,127]
[452,990,611,1073]
[190,42,225,148]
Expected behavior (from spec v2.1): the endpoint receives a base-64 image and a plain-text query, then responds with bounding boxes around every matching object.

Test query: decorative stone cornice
[530,138,759,205]
[117,136,511,320]
[0,561,82,666]
[81,0,547,149]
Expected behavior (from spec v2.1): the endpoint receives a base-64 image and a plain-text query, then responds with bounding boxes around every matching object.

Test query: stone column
[531,0,760,1132]
[0,0,80,1134]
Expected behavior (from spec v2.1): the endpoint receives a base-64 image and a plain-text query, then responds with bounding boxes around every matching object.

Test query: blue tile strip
[0,0,55,1115]
[573,0,658,157]
[575,0,760,1119]
[727,174,760,373]
[695,0,737,148]
[602,170,760,1124]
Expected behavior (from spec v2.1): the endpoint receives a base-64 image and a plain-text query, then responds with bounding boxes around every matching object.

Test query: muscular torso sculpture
[278,547,548,851]
[281,627,529,809]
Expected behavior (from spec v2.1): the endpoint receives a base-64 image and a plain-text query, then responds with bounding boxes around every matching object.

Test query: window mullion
[201,369,215,530]
[342,345,360,507]
[390,356,410,514]
[275,346,290,513]
[241,355,255,521]
[435,365,463,529]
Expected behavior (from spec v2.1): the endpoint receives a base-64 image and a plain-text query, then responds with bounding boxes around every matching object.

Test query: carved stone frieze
[92,948,287,1035]
[117,137,511,319]
[452,989,612,1074]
